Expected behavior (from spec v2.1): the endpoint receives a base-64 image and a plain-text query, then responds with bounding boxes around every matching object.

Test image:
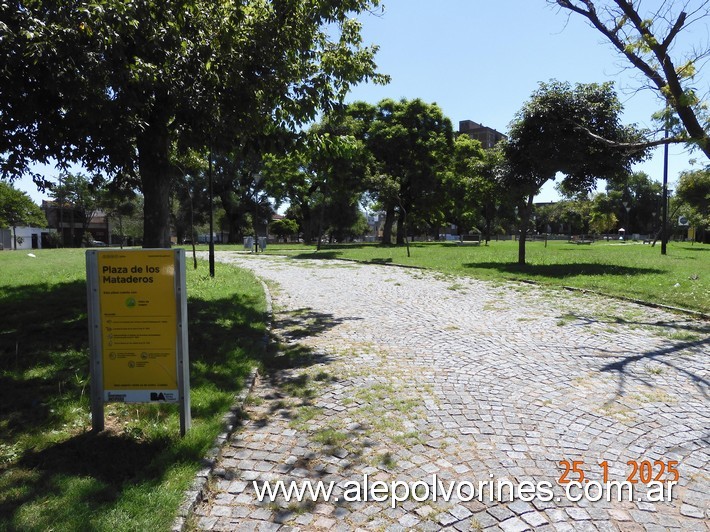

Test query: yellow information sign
[96,250,178,402]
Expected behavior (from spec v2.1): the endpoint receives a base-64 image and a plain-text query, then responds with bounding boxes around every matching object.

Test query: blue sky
[16,0,705,204]
[343,0,704,200]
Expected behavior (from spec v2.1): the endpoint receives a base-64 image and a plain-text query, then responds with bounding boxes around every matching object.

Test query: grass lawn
[0,248,266,531]
[252,239,709,313]
[1,240,705,528]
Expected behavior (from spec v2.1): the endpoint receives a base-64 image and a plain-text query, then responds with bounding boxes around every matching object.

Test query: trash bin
[258,237,267,252]
[243,236,253,251]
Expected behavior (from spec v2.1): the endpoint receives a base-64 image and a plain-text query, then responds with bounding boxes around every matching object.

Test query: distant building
[41,201,113,246]
[365,212,385,242]
[0,226,54,250]
[459,120,506,149]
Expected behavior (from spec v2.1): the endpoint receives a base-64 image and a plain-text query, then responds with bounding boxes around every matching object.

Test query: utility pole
[208,147,215,277]
[661,118,669,255]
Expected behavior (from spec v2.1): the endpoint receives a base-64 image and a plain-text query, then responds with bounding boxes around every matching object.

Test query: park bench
[458,233,481,245]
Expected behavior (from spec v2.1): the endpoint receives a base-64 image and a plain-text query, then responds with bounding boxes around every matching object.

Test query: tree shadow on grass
[0,277,271,530]
[675,245,709,252]
[287,252,397,265]
[0,279,174,527]
[188,291,267,391]
[18,430,169,483]
[0,281,89,449]
[0,431,172,530]
[463,261,664,278]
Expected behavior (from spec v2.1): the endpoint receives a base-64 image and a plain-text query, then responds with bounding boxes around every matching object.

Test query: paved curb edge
[514,280,708,321]
[171,276,274,531]
[558,284,709,321]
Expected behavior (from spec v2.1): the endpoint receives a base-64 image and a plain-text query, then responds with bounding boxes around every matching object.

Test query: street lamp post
[208,147,215,277]
[253,176,264,254]
[661,116,669,255]
[622,201,631,239]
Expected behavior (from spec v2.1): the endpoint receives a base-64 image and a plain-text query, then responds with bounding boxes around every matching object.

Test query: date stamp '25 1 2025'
[558,459,679,502]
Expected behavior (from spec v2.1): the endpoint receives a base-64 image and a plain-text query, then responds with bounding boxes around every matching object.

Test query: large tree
[0,0,386,247]
[504,81,648,264]
[589,193,619,235]
[367,98,454,244]
[308,111,372,246]
[212,145,269,244]
[442,134,486,237]
[0,182,46,250]
[675,167,710,242]
[50,172,105,246]
[550,0,710,158]
[261,148,319,244]
[262,103,375,245]
[606,171,663,232]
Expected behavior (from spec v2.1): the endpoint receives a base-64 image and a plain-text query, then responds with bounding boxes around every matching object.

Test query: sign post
[86,249,191,435]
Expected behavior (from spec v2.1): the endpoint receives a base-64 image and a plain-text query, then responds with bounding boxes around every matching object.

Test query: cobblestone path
[193,253,708,531]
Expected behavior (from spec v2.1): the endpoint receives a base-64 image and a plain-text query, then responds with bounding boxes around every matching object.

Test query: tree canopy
[0,182,46,249]
[442,134,487,236]
[0,182,45,228]
[0,0,387,247]
[367,98,454,244]
[504,80,649,263]
[675,167,710,241]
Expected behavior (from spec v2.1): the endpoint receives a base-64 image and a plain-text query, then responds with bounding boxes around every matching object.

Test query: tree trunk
[381,204,395,244]
[396,209,405,245]
[217,192,243,244]
[517,194,535,265]
[70,206,75,246]
[485,203,493,245]
[300,202,314,244]
[227,215,241,244]
[138,116,173,249]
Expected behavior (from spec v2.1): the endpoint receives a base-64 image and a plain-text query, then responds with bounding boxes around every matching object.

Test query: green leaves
[0,182,46,229]
[1,0,386,246]
[552,0,710,159]
[506,80,648,194]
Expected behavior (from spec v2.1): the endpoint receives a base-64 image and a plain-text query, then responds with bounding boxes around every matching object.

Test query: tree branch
[553,1,667,91]
[554,0,710,159]
[660,10,686,54]
[567,120,687,152]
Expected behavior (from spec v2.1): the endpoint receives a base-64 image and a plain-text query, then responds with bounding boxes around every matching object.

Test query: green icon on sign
[125,297,136,308]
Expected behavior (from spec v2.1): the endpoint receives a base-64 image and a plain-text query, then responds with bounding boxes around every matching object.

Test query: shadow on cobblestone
[274,308,362,342]
[605,316,710,333]
[601,337,710,399]
[562,312,710,334]
[288,251,342,260]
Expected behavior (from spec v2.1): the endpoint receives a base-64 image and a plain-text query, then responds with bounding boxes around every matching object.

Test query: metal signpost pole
[175,249,192,435]
[86,250,105,432]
